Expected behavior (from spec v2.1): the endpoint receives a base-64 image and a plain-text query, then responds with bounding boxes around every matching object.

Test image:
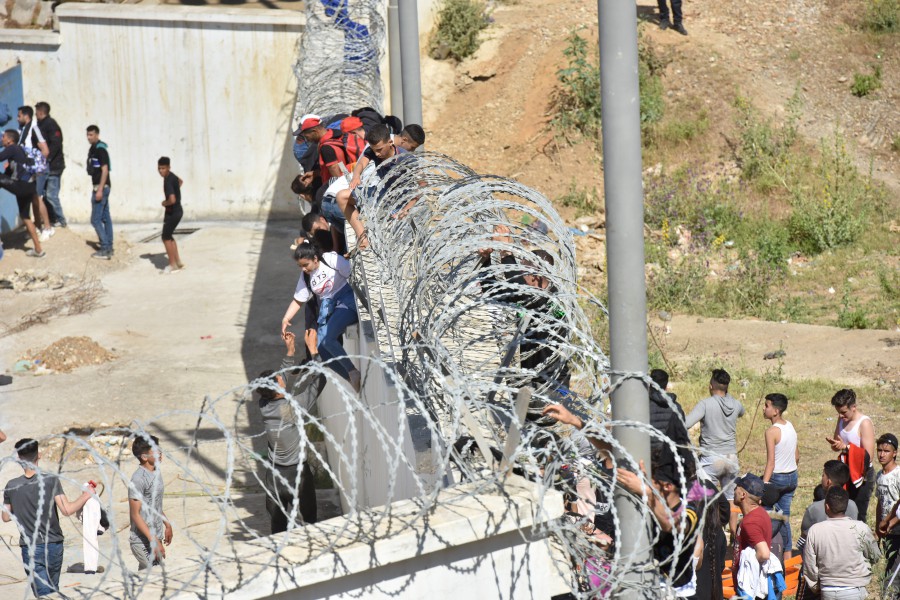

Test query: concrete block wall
[0,4,304,225]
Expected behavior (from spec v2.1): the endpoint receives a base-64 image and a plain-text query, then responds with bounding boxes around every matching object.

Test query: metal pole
[397,0,423,126]
[597,0,654,596]
[387,0,404,119]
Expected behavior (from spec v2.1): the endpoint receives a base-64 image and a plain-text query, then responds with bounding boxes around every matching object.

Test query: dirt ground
[424,0,900,198]
[422,0,899,388]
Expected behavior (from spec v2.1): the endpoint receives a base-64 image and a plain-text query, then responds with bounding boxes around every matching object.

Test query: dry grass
[1,279,104,338]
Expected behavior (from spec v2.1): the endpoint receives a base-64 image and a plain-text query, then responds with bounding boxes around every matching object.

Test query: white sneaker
[39,229,51,242]
[46,227,55,238]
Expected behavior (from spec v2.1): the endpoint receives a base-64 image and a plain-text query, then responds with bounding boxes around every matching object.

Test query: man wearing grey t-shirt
[255,331,319,533]
[128,435,171,569]
[3,439,94,596]
[685,369,746,501]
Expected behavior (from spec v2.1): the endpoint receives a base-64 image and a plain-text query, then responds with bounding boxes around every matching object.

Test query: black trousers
[657,0,683,24]
[266,461,317,533]
[849,466,876,523]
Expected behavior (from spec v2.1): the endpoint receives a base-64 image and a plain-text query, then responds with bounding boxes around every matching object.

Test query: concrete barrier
[0,5,304,227]
[95,476,563,599]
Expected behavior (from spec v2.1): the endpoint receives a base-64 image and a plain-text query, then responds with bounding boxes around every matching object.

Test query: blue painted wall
[0,64,23,233]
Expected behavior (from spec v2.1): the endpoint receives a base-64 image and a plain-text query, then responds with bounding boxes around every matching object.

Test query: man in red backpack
[300,116,365,208]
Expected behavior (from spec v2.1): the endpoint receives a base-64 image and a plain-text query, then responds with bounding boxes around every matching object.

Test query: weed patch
[788,133,874,253]
[551,28,665,142]
[863,0,899,32]
[836,286,871,329]
[429,0,489,62]
[851,64,882,97]
[557,182,601,217]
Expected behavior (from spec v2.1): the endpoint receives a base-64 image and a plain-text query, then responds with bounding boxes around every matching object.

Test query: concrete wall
[0,5,304,225]
[88,476,565,598]
[316,295,437,514]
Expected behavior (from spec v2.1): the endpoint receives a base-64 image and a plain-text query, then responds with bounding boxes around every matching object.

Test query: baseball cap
[878,433,899,449]
[292,114,321,136]
[734,473,765,498]
[341,116,364,133]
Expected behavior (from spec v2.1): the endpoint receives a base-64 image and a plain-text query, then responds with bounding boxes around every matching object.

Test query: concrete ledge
[0,29,61,47]
[55,4,306,27]
[94,477,562,599]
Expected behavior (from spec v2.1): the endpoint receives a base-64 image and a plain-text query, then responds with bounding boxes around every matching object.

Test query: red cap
[341,116,364,133]
[300,117,322,132]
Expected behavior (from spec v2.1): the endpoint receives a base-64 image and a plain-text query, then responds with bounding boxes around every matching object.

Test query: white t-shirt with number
[293,251,351,303]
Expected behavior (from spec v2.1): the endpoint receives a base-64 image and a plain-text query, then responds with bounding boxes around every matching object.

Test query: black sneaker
[92,250,110,260]
[659,18,671,30]
[674,22,688,35]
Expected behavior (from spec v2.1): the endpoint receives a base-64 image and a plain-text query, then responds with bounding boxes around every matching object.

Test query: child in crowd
[281,238,361,391]
[128,435,172,570]
[762,392,799,560]
[876,433,900,589]
[338,124,411,248]
[157,157,184,273]
[396,124,425,152]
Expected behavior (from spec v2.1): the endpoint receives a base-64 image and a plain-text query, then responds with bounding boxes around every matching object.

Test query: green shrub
[892,134,900,152]
[851,65,882,97]
[552,29,665,141]
[752,223,792,271]
[638,36,666,127]
[551,31,602,138]
[733,92,801,190]
[428,0,488,62]
[711,257,779,317]
[644,167,745,248]
[836,287,870,329]
[646,255,707,312]
[788,132,871,253]
[863,0,899,31]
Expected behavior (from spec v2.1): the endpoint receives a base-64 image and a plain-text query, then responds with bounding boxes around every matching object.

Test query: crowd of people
[544,374,896,600]
[0,105,184,270]
[2,102,894,600]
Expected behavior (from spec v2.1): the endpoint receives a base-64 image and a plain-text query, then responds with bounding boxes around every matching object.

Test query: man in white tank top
[762,392,799,561]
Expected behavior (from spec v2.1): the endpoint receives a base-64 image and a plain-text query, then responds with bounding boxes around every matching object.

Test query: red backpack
[318,131,365,180]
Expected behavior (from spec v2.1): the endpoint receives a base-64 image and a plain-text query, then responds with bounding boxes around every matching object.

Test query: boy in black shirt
[157,157,184,273]
[0,129,44,257]
[86,125,113,259]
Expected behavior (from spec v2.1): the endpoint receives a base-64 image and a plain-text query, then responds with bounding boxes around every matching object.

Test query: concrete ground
[0,220,341,597]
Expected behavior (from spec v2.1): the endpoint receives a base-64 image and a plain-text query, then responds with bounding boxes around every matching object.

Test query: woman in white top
[281,241,361,390]
[826,388,876,522]
[762,392,799,560]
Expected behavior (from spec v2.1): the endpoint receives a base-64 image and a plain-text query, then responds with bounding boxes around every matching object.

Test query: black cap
[878,433,899,449]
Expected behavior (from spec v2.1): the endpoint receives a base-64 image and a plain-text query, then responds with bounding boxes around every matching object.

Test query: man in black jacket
[649,368,696,481]
[35,102,66,228]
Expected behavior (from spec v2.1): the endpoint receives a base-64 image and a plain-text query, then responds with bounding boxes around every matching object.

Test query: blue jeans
[21,542,63,596]
[320,196,346,228]
[90,186,113,252]
[770,470,798,553]
[316,283,358,381]
[39,173,65,226]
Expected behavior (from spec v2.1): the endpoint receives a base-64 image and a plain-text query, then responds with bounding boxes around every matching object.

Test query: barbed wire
[0,1,719,597]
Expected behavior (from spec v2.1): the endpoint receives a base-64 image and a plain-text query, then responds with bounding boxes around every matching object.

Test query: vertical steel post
[387,0,404,118]
[397,0,423,126]
[597,0,655,595]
